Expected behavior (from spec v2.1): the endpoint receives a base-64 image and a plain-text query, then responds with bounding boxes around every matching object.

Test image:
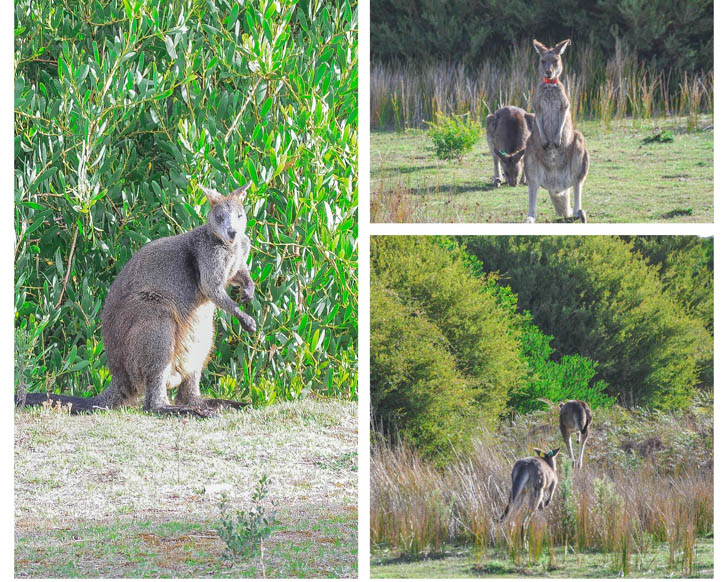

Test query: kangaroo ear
[230,181,252,202]
[534,448,545,457]
[512,149,525,163]
[555,39,571,54]
[551,448,561,457]
[200,186,225,207]
[524,112,535,133]
[533,39,548,55]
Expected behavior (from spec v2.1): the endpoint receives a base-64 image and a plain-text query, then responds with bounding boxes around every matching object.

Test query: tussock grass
[371,40,713,130]
[371,399,712,577]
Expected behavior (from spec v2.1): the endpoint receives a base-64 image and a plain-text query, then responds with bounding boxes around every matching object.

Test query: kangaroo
[486,106,535,187]
[559,400,592,469]
[18,184,257,417]
[524,39,589,223]
[500,448,560,542]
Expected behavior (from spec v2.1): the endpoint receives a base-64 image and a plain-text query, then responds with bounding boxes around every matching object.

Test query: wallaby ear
[230,181,252,202]
[533,39,548,55]
[200,186,225,207]
[554,39,571,55]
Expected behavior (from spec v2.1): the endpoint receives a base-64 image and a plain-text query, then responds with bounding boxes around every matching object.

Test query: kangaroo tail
[500,469,530,522]
[17,392,102,414]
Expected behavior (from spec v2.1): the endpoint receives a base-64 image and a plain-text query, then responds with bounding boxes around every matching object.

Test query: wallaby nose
[227,229,237,241]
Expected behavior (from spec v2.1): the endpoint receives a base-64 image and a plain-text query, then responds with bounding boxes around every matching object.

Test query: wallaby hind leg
[175,371,204,407]
[577,425,589,469]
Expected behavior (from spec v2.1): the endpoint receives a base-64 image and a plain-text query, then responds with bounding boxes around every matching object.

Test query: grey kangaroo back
[559,400,592,469]
[500,448,560,540]
[524,39,589,223]
[20,184,256,416]
[486,106,535,187]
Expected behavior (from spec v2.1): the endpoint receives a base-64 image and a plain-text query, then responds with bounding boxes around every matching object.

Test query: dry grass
[371,40,713,130]
[15,399,358,577]
[371,400,713,576]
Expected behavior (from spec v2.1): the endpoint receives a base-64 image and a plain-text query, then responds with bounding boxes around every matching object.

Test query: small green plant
[426,112,481,162]
[215,474,279,560]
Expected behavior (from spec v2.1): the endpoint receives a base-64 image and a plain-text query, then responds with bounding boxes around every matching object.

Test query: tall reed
[371,39,713,131]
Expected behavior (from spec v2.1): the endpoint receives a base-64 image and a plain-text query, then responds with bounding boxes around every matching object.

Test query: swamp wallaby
[524,39,589,223]
[19,184,257,417]
[559,400,592,469]
[500,448,560,541]
[486,106,535,187]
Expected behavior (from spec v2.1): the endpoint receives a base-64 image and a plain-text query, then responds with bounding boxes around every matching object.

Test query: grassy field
[371,539,714,578]
[370,399,713,578]
[15,399,357,578]
[370,117,713,223]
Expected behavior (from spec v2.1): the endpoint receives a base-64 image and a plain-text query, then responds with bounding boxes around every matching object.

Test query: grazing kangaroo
[524,39,589,223]
[486,106,535,187]
[18,184,257,417]
[559,400,592,469]
[500,448,560,542]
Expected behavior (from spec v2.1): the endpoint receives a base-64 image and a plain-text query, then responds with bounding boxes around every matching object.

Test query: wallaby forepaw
[240,314,257,333]
[240,286,255,304]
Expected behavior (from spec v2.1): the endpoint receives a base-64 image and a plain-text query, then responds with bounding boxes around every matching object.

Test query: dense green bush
[15,0,358,404]
[462,236,712,409]
[370,236,614,458]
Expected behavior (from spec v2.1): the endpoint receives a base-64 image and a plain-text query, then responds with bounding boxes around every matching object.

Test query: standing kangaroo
[559,400,592,469]
[500,448,560,542]
[524,39,589,223]
[485,106,535,187]
[18,184,257,416]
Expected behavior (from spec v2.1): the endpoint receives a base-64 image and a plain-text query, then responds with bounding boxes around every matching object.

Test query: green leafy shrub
[426,112,481,162]
[462,236,711,409]
[215,474,279,560]
[15,0,358,403]
[371,236,525,461]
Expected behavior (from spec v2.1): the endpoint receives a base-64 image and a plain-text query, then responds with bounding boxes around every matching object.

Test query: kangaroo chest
[535,85,571,144]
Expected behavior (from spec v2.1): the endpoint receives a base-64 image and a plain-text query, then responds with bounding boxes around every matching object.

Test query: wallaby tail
[500,468,530,522]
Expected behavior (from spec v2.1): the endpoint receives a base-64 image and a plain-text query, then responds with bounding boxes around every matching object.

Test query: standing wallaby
[559,400,592,469]
[18,184,257,416]
[500,448,560,542]
[524,39,589,223]
[486,106,535,187]
[500,449,561,539]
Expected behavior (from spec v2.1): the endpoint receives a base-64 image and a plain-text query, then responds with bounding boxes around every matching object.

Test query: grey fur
[524,39,589,223]
[485,106,535,187]
[20,184,256,416]
[559,400,593,469]
[500,447,560,542]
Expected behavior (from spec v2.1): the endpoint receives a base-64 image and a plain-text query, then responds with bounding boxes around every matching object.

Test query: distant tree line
[371,0,713,74]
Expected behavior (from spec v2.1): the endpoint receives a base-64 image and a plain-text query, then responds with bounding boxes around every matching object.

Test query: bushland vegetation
[15,0,358,405]
[370,235,713,574]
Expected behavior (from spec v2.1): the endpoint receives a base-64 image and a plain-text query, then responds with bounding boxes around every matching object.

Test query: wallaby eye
[216,215,223,223]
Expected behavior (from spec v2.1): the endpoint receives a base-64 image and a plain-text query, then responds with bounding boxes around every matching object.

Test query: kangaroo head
[533,39,570,82]
[534,447,560,467]
[496,148,526,186]
[201,182,251,246]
